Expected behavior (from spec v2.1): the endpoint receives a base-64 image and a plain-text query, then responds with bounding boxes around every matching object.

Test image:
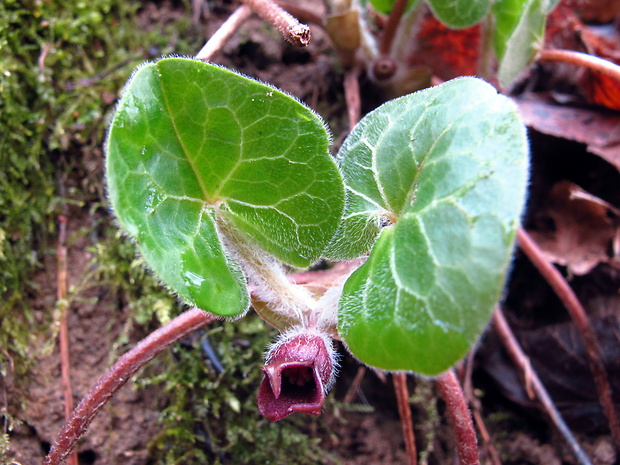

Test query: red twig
[538,48,620,82]
[435,370,480,465]
[379,0,409,56]
[239,0,311,46]
[461,354,502,465]
[517,228,620,447]
[493,308,594,465]
[44,308,219,465]
[394,372,418,465]
[56,216,77,465]
[196,6,253,61]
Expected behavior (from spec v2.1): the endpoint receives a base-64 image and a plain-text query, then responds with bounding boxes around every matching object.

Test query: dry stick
[343,366,367,404]
[196,5,253,61]
[44,308,219,465]
[517,228,620,448]
[435,370,480,465]
[274,0,323,26]
[493,308,594,465]
[239,0,311,46]
[538,48,620,82]
[344,64,361,131]
[56,216,78,465]
[393,373,418,465]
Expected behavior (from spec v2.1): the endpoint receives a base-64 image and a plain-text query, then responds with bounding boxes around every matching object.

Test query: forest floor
[2,0,619,464]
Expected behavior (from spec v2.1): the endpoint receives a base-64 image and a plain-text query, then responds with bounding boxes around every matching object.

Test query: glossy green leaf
[106,58,344,316]
[427,0,489,28]
[334,78,529,375]
[493,0,549,88]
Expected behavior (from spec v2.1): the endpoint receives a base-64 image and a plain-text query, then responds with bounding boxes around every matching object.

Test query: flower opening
[257,329,336,422]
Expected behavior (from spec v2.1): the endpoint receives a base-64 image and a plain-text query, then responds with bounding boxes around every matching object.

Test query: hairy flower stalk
[258,328,337,421]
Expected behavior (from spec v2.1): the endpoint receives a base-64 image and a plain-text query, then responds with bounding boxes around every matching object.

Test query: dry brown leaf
[528,181,620,275]
[516,94,620,170]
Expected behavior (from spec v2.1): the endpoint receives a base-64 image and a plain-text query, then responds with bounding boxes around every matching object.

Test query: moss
[2,2,339,463]
[0,0,198,376]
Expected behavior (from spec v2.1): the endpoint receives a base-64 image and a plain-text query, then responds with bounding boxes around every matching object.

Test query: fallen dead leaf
[528,181,620,275]
[516,94,620,170]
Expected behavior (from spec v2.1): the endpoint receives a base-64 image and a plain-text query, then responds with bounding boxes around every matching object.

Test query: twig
[379,0,409,56]
[394,372,418,465]
[44,308,219,465]
[517,228,620,447]
[343,366,367,404]
[435,370,480,465]
[344,64,362,131]
[196,6,253,61]
[493,308,594,465]
[240,0,311,46]
[56,216,78,465]
[275,0,324,26]
[538,49,620,82]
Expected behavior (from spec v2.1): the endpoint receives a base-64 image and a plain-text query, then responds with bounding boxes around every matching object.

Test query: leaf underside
[106,58,343,316]
[331,78,529,375]
[493,0,548,88]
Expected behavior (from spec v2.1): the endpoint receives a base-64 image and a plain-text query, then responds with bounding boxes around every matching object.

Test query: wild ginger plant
[45,57,528,464]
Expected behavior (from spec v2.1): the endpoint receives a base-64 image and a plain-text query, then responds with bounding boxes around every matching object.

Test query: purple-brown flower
[257,330,336,422]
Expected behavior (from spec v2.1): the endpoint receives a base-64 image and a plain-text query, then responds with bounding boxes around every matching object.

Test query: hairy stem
[215,214,316,326]
[493,308,594,465]
[394,372,418,465]
[240,0,311,46]
[538,49,620,82]
[518,228,620,448]
[196,6,252,61]
[435,370,480,465]
[44,308,218,465]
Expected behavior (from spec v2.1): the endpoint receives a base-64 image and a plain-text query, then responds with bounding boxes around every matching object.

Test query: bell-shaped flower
[257,329,336,421]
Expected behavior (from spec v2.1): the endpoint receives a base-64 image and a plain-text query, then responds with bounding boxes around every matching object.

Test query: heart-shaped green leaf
[427,0,489,29]
[106,58,344,316]
[493,0,550,88]
[332,78,529,375]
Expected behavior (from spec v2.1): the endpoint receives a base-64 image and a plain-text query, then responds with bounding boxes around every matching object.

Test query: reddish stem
[517,228,620,447]
[493,308,594,465]
[44,308,218,465]
[240,0,311,46]
[435,370,480,465]
[379,0,409,56]
[393,372,418,465]
[538,49,620,82]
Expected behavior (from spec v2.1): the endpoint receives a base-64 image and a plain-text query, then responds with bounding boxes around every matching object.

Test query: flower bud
[257,329,336,422]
